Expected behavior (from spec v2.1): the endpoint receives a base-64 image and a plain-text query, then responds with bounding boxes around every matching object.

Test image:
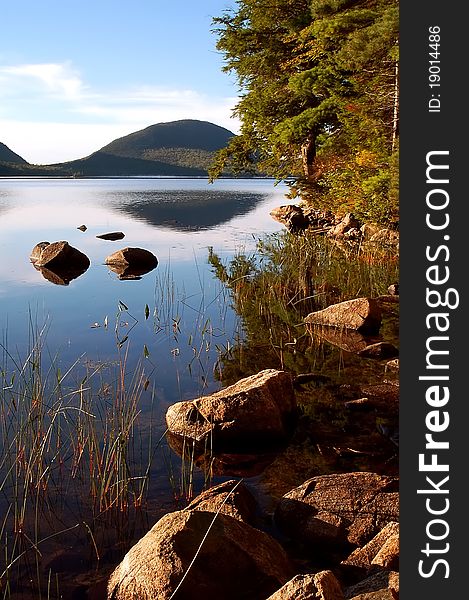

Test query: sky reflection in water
[0,178,290,412]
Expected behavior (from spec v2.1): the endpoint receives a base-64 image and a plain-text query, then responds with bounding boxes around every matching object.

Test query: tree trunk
[391,59,399,152]
[301,133,316,179]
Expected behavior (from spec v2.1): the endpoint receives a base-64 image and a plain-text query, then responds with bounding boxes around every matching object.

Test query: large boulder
[266,571,344,600]
[105,247,158,279]
[270,204,310,232]
[105,247,158,269]
[385,359,399,373]
[275,472,399,551]
[304,298,382,334]
[165,369,297,450]
[185,480,258,525]
[30,240,90,270]
[107,509,294,600]
[360,223,381,241]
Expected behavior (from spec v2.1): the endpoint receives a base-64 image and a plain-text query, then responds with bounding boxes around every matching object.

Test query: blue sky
[0,0,239,164]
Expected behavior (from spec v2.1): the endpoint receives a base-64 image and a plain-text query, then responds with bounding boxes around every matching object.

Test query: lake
[0,177,295,596]
[0,177,399,598]
[0,177,295,410]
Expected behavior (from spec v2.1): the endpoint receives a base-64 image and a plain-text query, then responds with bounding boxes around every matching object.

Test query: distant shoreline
[0,174,276,181]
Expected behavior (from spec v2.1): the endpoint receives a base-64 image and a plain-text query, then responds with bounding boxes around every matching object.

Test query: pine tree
[210,0,399,224]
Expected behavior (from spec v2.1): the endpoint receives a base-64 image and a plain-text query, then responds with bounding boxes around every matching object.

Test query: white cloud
[0,62,86,101]
[0,61,240,164]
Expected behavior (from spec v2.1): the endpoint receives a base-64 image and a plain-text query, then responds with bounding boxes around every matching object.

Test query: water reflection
[109,189,265,231]
[0,178,289,291]
[106,261,158,280]
[308,326,382,354]
[166,431,281,478]
[32,262,90,285]
[0,177,294,598]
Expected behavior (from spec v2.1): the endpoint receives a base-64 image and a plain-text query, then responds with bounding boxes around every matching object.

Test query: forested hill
[0,142,28,164]
[0,120,236,177]
[89,119,236,174]
[101,120,234,155]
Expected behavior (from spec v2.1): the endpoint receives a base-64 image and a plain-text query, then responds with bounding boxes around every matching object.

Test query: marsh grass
[0,315,156,597]
[0,260,237,596]
[208,229,399,382]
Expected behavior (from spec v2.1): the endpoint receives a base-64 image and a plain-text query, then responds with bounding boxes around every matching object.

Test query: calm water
[0,178,400,598]
[0,177,294,596]
[0,177,289,380]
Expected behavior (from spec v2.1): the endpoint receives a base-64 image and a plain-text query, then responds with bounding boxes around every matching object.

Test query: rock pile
[269,205,399,250]
[107,474,400,600]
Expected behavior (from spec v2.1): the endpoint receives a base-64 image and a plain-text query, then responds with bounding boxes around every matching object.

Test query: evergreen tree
[210,0,399,224]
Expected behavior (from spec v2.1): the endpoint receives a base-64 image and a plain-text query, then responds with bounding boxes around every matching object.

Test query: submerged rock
[107,509,294,600]
[358,342,399,360]
[310,327,373,354]
[304,298,382,334]
[167,431,281,478]
[32,263,89,286]
[340,383,399,413]
[165,369,297,450]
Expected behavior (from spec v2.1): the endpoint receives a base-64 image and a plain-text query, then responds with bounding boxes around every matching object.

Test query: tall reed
[0,317,155,597]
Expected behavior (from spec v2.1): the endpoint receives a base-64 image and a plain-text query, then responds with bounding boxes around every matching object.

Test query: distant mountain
[53,119,236,177]
[95,119,235,174]
[0,142,28,164]
[102,119,234,154]
[0,120,237,177]
[0,141,61,176]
